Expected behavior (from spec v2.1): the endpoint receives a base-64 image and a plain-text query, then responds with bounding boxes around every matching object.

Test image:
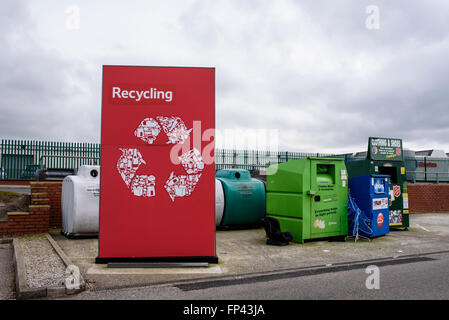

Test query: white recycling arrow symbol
[117,116,204,201]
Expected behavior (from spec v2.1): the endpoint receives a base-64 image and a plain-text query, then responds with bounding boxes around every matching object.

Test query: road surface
[59,251,449,300]
[0,242,15,300]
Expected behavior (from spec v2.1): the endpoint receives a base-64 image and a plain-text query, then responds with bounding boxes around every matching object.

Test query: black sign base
[95,256,219,264]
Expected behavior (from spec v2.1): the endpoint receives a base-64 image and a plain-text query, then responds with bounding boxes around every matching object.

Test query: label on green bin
[312,206,341,233]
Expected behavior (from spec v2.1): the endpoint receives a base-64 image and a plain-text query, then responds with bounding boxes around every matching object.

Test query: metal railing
[1,139,449,182]
[38,155,100,167]
[214,149,338,171]
[404,156,449,183]
[0,140,100,180]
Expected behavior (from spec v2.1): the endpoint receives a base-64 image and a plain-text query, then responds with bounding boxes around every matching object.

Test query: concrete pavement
[49,213,449,292]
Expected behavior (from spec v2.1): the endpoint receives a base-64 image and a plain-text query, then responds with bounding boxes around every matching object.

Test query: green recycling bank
[266,158,348,243]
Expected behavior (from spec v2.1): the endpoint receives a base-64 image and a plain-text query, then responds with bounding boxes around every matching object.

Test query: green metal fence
[214,149,339,171]
[0,139,339,180]
[0,140,100,180]
[2,139,449,182]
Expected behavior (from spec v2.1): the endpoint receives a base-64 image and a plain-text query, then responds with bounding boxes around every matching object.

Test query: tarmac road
[59,251,449,300]
[0,242,15,300]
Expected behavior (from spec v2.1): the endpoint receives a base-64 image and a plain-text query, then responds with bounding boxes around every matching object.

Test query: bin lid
[307,157,345,161]
[216,169,251,180]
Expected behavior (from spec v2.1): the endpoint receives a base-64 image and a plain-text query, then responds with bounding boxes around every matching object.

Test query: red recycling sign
[97,66,216,263]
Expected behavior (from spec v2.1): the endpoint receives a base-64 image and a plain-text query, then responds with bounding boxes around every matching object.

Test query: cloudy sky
[1,0,449,154]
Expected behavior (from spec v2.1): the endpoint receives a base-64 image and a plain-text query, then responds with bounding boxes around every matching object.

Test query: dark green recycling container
[216,169,266,227]
[346,137,409,230]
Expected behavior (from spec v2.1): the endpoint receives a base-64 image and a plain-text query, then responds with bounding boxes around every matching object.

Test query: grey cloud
[1,0,449,154]
[0,0,100,143]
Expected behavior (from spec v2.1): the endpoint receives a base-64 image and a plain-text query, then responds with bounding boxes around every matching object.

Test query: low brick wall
[0,180,31,186]
[0,206,50,234]
[0,181,63,235]
[30,182,62,228]
[0,186,50,236]
[408,183,449,213]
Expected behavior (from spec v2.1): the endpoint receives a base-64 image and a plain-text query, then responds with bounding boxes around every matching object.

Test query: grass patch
[0,190,25,198]
[0,192,31,220]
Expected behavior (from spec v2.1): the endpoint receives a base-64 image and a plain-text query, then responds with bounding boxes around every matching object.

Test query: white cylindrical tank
[215,179,224,226]
[63,171,225,234]
[62,165,100,237]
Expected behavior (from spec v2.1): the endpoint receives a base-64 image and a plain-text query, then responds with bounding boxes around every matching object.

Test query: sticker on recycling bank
[403,193,409,209]
[377,213,384,228]
[393,185,401,197]
[373,197,388,210]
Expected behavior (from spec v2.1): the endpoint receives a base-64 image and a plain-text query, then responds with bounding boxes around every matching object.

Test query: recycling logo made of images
[117,116,204,201]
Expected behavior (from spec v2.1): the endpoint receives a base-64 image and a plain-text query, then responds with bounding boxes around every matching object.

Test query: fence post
[244,149,248,169]
[424,157,427,182]
[256,150,259,170]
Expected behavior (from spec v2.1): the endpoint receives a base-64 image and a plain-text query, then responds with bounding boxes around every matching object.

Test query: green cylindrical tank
[216,169,266,227]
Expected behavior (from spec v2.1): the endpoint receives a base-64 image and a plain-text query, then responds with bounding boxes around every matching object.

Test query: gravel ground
[19,235,66,288]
